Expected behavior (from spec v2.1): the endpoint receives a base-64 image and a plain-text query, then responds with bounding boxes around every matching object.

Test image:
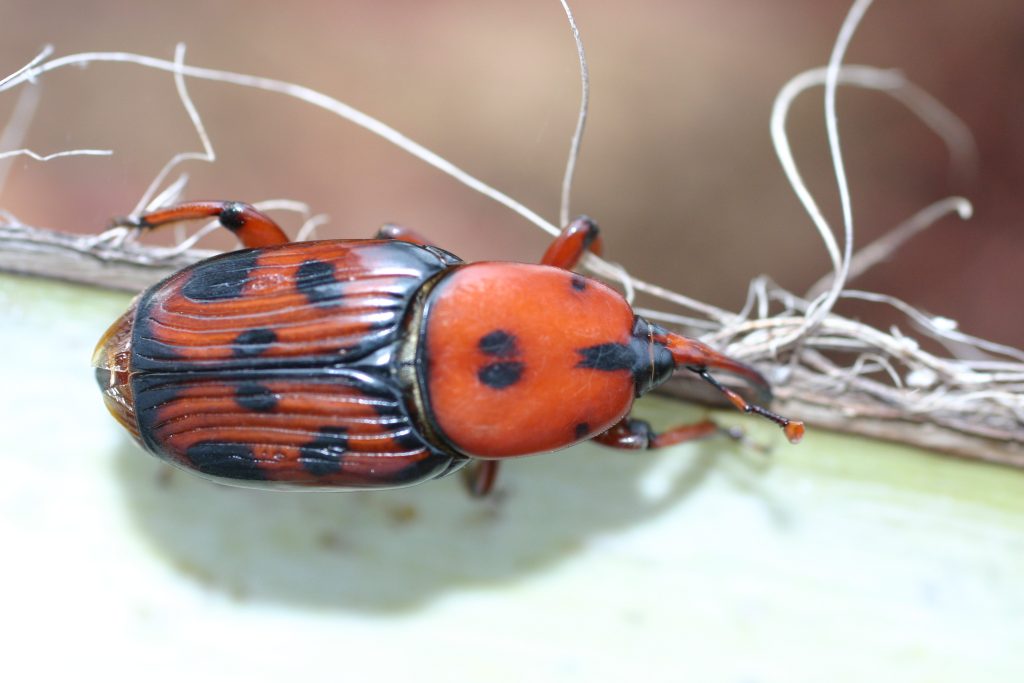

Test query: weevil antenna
[690,366,805,444]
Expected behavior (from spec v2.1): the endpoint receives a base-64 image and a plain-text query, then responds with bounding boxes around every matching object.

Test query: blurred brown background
[1,0,1021,347]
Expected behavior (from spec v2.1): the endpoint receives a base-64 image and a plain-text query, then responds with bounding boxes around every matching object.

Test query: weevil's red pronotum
[94,201,803,495]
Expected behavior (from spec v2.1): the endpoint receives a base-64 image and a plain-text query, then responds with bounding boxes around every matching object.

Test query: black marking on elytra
[232,327,277,358]
[354,380,431,450]
[422,244,464,266]
[131,374,181,454]
[235,382,278,412]
[570,274,587,292]
[390,452,453,486]
[299,427,349,476]
[576,343,636,373]
[478,361,524,390]
[182,249,259,301]
[574,422,590,440]
[296,259,344,305]
[131,376,181,414]
[478,330,519,358]
[392,426,432,451]
[131,289,157,348]
[367,314,399,332]
[368,395,404,418]
[219,202,247,231]
[187,442,265,480]
[130,291,181,368]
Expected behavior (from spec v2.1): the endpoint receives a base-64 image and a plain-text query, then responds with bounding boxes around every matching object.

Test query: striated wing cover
[123,239,465,488]
[133,369,462,488]
[131,239,457,371]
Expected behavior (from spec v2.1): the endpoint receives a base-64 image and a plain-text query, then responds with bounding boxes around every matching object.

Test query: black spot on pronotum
[574,422,590,440]
[218,202,247,231]
[296,259,343,305]
[576,343,636,372]
[570,274,587,291]
[232,327,277,358]
[478,361,525,390]
[235,383,278,412]
[478,330,519,358]
[299,427,349,476]
[187,442,265,480]
[182,249,260,301]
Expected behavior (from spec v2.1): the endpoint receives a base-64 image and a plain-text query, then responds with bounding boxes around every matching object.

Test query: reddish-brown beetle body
[94,202,802,494]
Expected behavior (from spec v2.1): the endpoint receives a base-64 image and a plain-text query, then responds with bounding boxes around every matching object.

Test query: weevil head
[92,299,140,440]
[625,317,677,397]
[417,259,804,456]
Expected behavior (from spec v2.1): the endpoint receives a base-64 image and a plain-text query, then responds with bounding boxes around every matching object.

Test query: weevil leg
[112,201,290,248]
[593,416,759,451]
[461,460,501,498]
[376,223,437,247]
[541,216,603,270]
